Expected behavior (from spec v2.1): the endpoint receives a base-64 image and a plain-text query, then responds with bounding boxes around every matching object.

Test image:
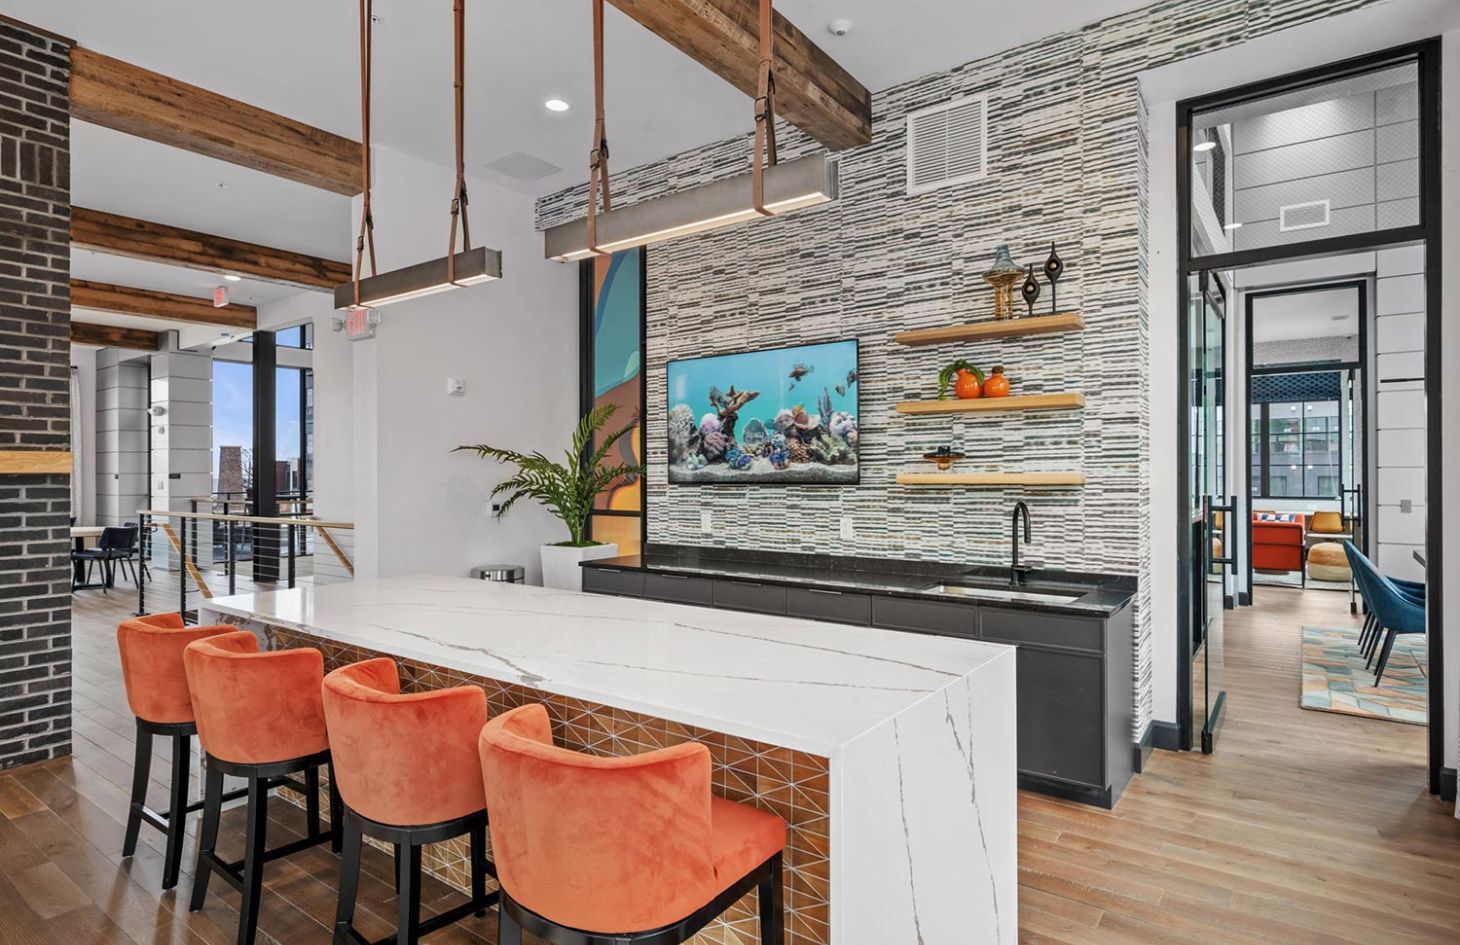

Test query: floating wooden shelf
[894,392,1085,415]
[897,471,1087,487]
[0,450,72,475]
[894,311,1084,347]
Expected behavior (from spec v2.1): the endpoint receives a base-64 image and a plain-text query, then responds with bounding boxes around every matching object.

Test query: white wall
[68,347,96,526]
[320,146,578,582]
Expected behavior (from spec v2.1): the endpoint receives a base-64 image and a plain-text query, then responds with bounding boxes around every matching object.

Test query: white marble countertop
[201,575,1014,755]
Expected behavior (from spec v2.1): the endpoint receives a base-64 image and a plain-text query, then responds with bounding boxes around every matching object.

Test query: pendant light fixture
[335,0,501,311]
[542,0,838,262]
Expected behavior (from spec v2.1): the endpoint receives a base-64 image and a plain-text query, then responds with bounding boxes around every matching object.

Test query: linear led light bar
[332,246,502,310]
[543,154,837,262]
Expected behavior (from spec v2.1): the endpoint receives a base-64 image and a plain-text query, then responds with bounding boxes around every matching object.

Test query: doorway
[1174,39,1443,792]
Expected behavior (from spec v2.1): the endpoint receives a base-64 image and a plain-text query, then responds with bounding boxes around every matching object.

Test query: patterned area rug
[1301,625,1427,725]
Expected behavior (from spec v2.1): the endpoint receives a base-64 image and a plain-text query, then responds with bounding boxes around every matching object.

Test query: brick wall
[0,18,72,769]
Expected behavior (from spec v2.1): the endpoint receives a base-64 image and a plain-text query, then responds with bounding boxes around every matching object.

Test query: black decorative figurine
[1020,264,1040,318]
[1043,242,1063,314]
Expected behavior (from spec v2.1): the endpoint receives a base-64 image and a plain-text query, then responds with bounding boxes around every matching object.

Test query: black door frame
[1243,280,1368,597]
[1175,38,1446,795]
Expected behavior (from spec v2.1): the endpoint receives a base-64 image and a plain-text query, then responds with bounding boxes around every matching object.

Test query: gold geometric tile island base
[264,625,832,945]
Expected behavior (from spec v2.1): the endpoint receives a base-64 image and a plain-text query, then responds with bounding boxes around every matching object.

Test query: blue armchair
[1344,541,1425,685]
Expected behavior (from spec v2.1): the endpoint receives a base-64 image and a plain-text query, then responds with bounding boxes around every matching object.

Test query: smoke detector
[827,18,853,37]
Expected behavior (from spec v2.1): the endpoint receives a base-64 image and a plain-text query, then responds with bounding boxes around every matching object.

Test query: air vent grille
[1279,199,1331,232]
[906,96,988,194]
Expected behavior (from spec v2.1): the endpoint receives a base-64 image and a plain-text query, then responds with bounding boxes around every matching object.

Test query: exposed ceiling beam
[71,280,257,330]
[606,0,871,151]
[69,321,161,351]
[69,47,362,195]
[71,207,352,291]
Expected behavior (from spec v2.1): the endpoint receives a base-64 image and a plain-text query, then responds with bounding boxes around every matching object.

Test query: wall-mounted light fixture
[335,0,501,311]
[544,0,837,262]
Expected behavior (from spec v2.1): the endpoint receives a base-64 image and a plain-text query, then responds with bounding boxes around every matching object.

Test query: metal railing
[189,492,315,563]
[136,509,353,622]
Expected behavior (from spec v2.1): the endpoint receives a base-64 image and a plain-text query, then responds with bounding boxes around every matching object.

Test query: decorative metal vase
[1020,264,1040,318]
[981,243,1023,321]
[1043,242,1063,313]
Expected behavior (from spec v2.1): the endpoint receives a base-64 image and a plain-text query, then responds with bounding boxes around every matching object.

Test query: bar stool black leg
[305,765,321,838]
[162,731,191,889]
[333,811,363,945]
[328,763,343,853]
[190,763,224,912]
[392,843,402,894]
[759,852,784,945]
[397,843,422,945]
[238,776,269,945]
[122,724,154,858]
[497,907,522,945]
[470,820,488,917]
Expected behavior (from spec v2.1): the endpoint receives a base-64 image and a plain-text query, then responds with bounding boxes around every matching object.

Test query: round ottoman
[1307,541,1350,582]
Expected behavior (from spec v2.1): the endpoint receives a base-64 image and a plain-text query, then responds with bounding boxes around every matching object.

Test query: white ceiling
[1250,287,1359,344]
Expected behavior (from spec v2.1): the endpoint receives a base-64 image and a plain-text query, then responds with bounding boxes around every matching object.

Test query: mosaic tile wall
[268,626,831,945]
[537,0,1383,741]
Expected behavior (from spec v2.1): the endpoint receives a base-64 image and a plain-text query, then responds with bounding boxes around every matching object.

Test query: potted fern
[455,404,644,591]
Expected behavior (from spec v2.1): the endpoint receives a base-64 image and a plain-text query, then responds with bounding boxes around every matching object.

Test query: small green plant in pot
[455,404,644,590]
[937,359,985,400]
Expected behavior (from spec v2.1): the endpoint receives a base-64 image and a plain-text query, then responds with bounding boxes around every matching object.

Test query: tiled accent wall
[537,0,1382,740]
[267,626,831,945]
[0,18,71,768]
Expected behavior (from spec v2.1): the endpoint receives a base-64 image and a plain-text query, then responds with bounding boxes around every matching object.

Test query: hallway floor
[0,580,1456,943]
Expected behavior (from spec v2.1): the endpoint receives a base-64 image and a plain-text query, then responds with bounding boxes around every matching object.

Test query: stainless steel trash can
[471,564,525,583]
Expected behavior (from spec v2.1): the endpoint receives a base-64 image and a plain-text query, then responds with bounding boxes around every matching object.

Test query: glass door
[1188,271,1231,753]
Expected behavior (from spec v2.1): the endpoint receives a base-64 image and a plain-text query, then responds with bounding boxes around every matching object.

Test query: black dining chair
[75,526,128,593]
[119,522,149,586]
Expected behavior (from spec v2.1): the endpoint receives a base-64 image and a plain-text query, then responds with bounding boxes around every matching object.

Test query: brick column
[0,18,72,769]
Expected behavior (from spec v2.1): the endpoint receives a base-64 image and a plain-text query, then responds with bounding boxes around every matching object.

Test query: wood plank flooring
[0,577,1455,943]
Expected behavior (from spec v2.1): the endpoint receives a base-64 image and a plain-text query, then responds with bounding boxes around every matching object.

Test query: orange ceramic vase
[983,369,1010,398]
[954,369,982,399]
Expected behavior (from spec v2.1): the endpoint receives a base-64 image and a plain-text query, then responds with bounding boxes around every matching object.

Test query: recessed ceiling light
[1224,222,1242,230]
[1193,141,1217,152]
[223,274,242,282]
[544,98,570,113]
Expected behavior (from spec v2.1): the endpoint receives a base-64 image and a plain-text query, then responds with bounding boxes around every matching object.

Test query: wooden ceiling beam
[71,207,351,291]
[606,0,871,151]
[69,321,162,351]
[69,47,362,195]
[71,280,257,330]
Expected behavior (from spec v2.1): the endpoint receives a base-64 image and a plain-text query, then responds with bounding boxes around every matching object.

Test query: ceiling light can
[544,98,571,112]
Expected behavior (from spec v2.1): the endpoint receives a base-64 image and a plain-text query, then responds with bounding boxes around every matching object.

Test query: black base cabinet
[584,569,1135,808]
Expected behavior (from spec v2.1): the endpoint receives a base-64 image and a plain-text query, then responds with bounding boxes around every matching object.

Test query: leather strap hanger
[586,0,612,256]
[446,0,472,284]
[752,0,779,216]
[352,0,378,308]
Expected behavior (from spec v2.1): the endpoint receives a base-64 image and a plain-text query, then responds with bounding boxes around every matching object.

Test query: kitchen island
[200,575,1017,945]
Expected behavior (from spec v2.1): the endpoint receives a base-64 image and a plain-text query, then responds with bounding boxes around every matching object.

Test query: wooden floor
[0,577,1457,943]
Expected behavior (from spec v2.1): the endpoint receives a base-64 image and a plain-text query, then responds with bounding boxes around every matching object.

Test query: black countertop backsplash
[581,543,1136,617]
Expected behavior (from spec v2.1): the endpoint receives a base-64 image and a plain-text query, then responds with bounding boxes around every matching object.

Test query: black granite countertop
[581,544,1135,617]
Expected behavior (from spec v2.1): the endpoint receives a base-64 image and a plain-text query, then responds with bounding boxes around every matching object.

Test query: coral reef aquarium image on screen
[666,339,859,485]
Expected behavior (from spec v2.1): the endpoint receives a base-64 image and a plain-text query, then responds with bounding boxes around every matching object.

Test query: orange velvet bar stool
[116,613,241,890]
[478,704,787,945]
[184,630,340,945]
[322,658,496,945]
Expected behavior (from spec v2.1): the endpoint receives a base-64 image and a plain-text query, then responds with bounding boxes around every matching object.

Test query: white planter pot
[540,543,620,591]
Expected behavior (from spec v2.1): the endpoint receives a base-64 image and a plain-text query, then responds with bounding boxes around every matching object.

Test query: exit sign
[344,306,379,341]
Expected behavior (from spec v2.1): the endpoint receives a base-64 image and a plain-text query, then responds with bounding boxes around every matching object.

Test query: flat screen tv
[667,339,859,485]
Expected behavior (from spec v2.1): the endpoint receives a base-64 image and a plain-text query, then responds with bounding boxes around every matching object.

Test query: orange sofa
[1251,513,1305,580]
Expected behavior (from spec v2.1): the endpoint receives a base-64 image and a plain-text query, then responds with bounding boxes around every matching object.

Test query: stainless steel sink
[921,583,1084,604]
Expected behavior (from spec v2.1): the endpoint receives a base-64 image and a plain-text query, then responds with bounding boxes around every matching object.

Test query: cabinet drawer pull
[659,574,689,581]
[596,567,622,574]
[807,588,844,596]
[730,579,762,588]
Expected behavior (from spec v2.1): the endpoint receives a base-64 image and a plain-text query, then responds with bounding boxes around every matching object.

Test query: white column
[149,343,214,570]
[1372,246,1426,582]
[94,349,149,528]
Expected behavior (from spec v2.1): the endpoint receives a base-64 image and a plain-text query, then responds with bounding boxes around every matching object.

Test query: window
[1250,398,1341,499]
